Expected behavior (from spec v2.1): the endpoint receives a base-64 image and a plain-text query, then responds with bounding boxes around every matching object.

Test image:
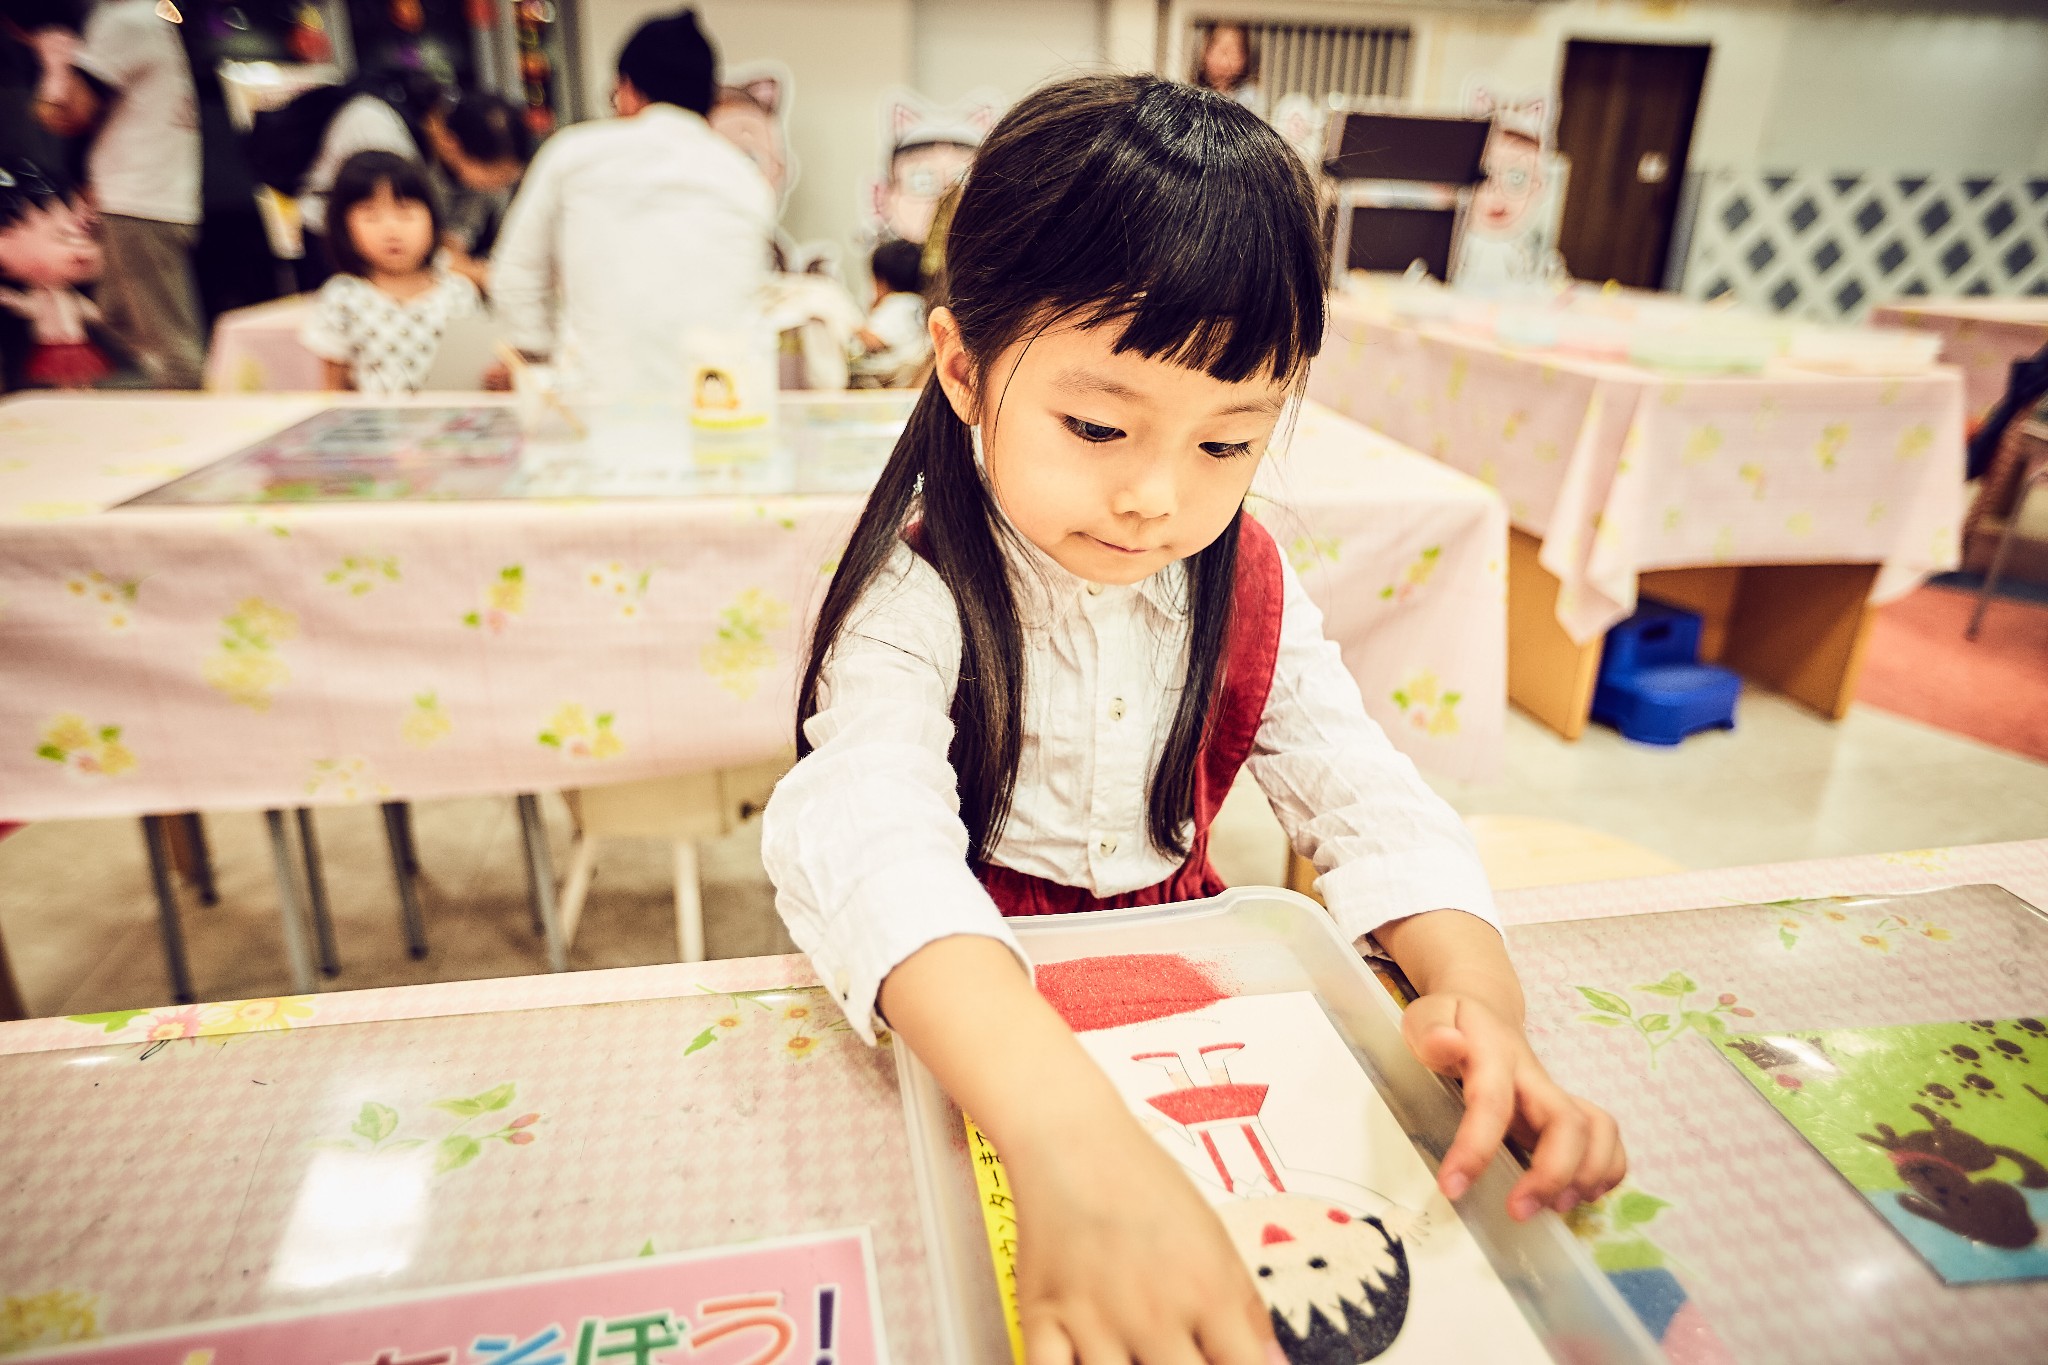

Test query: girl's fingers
[1126,1328,1208,1365]
[1058,1309,1132,1365]
[1572,1103,1622,1202]
[1510,1081,1589,1218]
[1437,1026,1518,1198]
[1195,1291,1280,1365]
[1022,1317,1076,1365]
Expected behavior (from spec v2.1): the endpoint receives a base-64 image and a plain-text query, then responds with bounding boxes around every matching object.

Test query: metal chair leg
[517,793,567,972]
[518,795,545,936]
[140,816,195,1005]
[382,801,429,958]
[393,800,420,876]
[177,812,218,906]
[295,808,340,976]
[263,809,317,994]
[1967,461,2047,640]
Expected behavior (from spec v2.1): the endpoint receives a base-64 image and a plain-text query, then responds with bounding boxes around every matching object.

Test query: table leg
[140,816,196,1005]
[0,921,25,1022]
[382,801,429,959]
[674,840,705,963]
[392,800,421,876]
[517,794,567,973]
[263,809,318,994]
[1506,528,1601,740]
[294,808,340,976]
[172,812,218,907]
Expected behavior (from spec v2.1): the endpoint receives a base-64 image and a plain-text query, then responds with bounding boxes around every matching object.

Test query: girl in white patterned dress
[301,150,481,394]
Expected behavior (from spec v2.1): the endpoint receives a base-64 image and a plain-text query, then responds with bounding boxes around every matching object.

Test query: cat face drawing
[1137,1041,1415,1362]
[1219,1196,1411,1363]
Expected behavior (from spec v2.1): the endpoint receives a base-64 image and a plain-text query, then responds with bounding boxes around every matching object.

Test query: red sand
[1147,1083,1270,1125]
[1034,953,1229,1032]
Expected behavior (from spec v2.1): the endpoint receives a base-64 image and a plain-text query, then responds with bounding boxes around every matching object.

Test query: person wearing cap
[490,8,775,395]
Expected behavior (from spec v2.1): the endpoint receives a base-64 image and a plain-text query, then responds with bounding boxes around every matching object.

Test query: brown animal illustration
[1860,1103,2048,1250]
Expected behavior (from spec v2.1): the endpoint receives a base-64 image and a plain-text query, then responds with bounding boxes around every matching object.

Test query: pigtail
[795,374,1026,865]
[1148,514,1242,858]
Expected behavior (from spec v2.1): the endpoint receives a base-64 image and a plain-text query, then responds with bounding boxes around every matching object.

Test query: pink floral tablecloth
[203,296,326,394]
[1870,298,2048,422]
[1,841,2037,1364]
[1312,296,1968,643]
[0,392,1506,824]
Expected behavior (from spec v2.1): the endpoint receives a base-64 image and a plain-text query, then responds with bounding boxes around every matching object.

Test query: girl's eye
[1201,440,1255,460]
[1063,416,1123,444]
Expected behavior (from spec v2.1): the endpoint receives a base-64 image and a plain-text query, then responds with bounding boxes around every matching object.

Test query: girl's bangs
[1021,89,1324,387]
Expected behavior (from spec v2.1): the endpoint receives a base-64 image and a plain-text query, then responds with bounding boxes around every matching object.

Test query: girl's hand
[1006,1100,1278,1365]
[1401,991,1625,1219]
[877,937,1278,1365]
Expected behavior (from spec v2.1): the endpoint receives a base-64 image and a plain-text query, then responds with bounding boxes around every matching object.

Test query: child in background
[301,150,482,393]
[764,74,1624,1363]
[848,238,928,388]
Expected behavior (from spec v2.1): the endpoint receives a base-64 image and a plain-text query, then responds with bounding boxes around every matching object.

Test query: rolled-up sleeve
[761,545,1028,1042]
[1247,556,1500,950]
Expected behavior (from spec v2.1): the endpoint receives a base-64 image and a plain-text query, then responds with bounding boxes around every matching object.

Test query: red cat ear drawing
[1260,1223,1295,1246]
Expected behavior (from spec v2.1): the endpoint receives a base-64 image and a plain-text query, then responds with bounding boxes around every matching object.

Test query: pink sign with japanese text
[14,1230,888,1365]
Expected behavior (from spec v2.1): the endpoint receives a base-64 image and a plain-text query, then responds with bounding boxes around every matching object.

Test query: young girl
[300,150,482,394]
[762,75,1624,1363]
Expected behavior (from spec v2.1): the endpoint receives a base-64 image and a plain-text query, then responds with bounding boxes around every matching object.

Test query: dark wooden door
[1554,40,1711,288]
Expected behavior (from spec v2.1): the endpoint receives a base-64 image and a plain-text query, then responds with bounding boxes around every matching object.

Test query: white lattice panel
[1679,168,2048,320]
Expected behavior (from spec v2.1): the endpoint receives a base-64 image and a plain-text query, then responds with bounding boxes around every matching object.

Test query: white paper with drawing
[1073,991,1551,1363]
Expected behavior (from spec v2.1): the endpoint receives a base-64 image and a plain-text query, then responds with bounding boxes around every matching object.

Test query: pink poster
[16,1230,887,1365]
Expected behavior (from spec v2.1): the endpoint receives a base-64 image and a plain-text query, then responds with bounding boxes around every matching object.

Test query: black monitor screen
[1324,113,1490,184]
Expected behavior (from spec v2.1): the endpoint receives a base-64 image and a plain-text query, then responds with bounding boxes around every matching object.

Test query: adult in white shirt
[35,0,202,388]
[491,9,775,395]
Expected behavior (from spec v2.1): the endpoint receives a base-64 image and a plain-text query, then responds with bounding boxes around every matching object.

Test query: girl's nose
[1110,460,1176,521]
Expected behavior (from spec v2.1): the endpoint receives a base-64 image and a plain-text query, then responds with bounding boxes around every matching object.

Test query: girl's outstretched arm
[1374,909,1627,1218]
[881,936,1279,1365]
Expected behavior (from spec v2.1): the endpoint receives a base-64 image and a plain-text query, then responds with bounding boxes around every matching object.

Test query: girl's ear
[928,305,978,425]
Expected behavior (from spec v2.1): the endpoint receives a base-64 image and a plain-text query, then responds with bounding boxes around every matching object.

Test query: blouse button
[1097,834,1118,856]
[1086,581,1104,596]
[1108,697,1126,721]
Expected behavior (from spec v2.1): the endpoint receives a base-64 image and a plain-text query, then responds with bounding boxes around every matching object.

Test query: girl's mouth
[1085,535,1153,556]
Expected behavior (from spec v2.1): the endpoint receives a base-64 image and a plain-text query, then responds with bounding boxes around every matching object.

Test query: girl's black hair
[797,73,1326,865]
[325,150,442,277]
[445,92,534,167]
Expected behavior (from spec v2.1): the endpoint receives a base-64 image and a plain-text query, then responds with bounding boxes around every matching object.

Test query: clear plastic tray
[895,887,1666,1364]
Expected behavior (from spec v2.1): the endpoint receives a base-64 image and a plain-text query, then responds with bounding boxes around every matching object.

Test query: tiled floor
[2,693,2044,1020]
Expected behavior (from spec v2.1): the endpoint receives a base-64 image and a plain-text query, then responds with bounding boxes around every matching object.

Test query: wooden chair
[555,756,793,964]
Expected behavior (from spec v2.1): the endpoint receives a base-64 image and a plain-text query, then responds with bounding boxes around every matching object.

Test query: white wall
[1759,8,2048,171]
[912,0,1106,104]
[567,0,2048,275]
[1159,0,2048,174]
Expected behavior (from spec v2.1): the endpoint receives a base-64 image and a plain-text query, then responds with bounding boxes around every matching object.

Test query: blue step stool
[1592,600,1741,745]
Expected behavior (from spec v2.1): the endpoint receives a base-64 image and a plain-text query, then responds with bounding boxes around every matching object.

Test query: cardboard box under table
[1312,294,1968,740]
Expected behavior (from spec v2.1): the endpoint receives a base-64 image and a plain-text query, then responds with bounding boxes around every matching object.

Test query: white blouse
[761,527,1500,1044]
